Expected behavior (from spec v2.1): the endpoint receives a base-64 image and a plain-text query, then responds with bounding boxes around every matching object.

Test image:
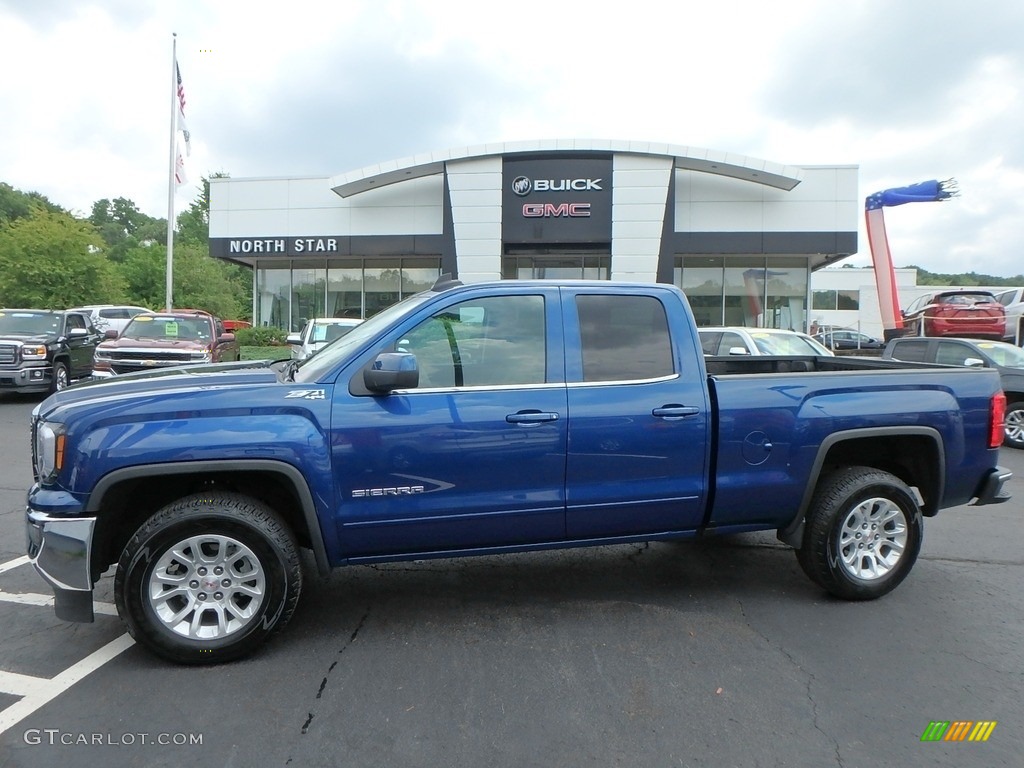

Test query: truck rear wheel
[114,492,302,664]
[797,467,922,600]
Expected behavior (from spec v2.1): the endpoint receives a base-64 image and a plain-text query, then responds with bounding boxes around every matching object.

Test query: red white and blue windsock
[865,179,959,333]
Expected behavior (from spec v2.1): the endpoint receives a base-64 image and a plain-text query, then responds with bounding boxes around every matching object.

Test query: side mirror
[727,347,750,356]
[103,329,118,339]
[364,352,419,393]
[285,334,302,345]
[218,333,235,343]
[68,328,88,338]
[963,357,986,368]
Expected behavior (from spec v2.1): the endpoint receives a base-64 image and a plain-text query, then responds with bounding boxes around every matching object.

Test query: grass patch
[241,346,292,361]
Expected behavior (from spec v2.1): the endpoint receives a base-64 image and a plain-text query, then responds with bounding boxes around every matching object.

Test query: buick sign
[512,176,532,196]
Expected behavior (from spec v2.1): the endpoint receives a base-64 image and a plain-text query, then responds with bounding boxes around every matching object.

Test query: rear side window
[576,295,674,382]
[888,340,929,362]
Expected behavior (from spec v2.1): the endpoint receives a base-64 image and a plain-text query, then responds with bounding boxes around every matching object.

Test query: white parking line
[0,556,30,575]
[0,633,135,736]
[0,589,119,616]
[0,554,134,737]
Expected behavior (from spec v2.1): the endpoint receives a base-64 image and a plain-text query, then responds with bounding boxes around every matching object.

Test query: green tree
[0,208,127,307]
[0,183,63,227]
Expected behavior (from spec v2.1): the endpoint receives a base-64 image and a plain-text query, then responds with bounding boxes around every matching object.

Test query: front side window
[397,295,546,388]
[575,295,674,382]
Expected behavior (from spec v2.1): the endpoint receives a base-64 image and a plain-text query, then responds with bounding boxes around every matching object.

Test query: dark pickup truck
[26,279,1011,663]
[0,308,101,393]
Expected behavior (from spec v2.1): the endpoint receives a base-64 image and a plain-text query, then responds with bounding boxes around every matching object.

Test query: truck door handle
[506,411,559,424]
[652,405,700,419]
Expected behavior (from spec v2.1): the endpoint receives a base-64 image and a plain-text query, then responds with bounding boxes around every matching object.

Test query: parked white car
[698,327,834,357]
[993,287,1024,343]
[286,318,363,360]
[69,305,151,335]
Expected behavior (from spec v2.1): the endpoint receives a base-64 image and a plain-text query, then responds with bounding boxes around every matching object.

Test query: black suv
[0,309,102,394]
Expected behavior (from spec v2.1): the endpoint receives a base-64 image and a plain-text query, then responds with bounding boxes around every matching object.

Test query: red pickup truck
[92,309,241,377]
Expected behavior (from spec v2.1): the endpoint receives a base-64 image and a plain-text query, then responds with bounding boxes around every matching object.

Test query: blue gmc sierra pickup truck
[26,279,1012,663]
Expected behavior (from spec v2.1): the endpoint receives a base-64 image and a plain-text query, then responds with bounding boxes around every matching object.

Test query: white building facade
[209,140,859,332]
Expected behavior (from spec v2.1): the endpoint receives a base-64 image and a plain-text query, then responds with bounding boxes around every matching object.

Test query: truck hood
[0,333,54,344]
[37,359,286,414]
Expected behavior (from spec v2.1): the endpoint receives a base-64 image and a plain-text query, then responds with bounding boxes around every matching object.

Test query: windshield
[0,311,60,335]
[293,292,437,382]
[975,341,1024,368]
[121,315,213,341]
[750,331,832,356]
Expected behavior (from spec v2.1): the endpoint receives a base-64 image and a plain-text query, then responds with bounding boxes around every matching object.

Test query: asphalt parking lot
[0,390,1021,768]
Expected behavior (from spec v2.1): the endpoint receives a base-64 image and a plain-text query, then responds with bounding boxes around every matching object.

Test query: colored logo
[921,721,997,742]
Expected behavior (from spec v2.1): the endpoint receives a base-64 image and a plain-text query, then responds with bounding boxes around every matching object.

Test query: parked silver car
[69,304,151,335]
[286,318,364,360]
[698,327,833,357]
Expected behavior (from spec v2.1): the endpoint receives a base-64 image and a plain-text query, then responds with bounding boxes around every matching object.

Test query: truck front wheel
[114,492,302,664]
[50,361,69,393]
[797,467,922,600]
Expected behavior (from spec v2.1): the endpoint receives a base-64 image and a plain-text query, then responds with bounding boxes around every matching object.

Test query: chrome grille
[0,344,17,365]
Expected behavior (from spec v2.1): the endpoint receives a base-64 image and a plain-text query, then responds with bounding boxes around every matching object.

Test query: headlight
[34,421,66,482]
[94,348,112,361]
[189,351,212,362]
[22,345,47,360]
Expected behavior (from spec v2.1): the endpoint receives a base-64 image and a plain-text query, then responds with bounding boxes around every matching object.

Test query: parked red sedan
[901,290,1005,340]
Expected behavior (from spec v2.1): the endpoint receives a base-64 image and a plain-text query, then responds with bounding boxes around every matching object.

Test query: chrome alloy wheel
[1005,406,1024,446]
[147,534,266,639]
[836,497,909,582]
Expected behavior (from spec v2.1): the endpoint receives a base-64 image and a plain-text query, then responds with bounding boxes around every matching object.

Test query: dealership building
[208,139,859,332]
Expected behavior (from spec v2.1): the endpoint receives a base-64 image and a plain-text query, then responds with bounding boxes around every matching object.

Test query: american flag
[176,59,191,156]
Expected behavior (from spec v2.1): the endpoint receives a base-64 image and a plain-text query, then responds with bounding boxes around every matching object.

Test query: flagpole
[165,33,178,312]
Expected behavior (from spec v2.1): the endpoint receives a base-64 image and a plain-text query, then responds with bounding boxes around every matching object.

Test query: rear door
[562,287,710,538]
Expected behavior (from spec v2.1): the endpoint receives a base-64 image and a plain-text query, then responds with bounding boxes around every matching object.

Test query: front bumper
[971,466,1013,506]
[0,364,53,392]
[26,509,96,622]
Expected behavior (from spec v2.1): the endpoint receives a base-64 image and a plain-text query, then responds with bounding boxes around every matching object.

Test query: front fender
[86,459,332,577]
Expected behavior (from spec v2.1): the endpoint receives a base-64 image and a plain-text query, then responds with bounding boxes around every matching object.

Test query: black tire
[50,360,69,393]
[114,492,302,664]
[796,467,922,600]
[1004,401,1024,450]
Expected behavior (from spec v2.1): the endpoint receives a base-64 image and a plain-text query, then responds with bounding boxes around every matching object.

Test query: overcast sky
[2,0,1022,276]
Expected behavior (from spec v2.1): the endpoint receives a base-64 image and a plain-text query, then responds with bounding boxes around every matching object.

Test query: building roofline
[328,138,804,198]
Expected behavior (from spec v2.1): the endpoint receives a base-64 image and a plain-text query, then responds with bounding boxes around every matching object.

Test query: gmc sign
[523,202,591,218]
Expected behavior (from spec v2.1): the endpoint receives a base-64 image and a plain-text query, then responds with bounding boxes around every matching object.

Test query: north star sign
[226,237,339,254]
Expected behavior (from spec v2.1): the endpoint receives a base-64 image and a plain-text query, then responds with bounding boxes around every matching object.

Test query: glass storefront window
[723,257,768,327]
[813,290,837,310]
[402,264,441,296]
[763,257,807,331]
[328,260,364,319]
[257,268,290,330]
[501,255,610,280]
[255,258,440,330]
[364,260,402,318]
[838,290,860,310]
[290,261,326,331]
[677,255,811,330]
[677,256,725,326]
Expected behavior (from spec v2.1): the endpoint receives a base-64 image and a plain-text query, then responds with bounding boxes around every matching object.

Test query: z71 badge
[285,389,326,400]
